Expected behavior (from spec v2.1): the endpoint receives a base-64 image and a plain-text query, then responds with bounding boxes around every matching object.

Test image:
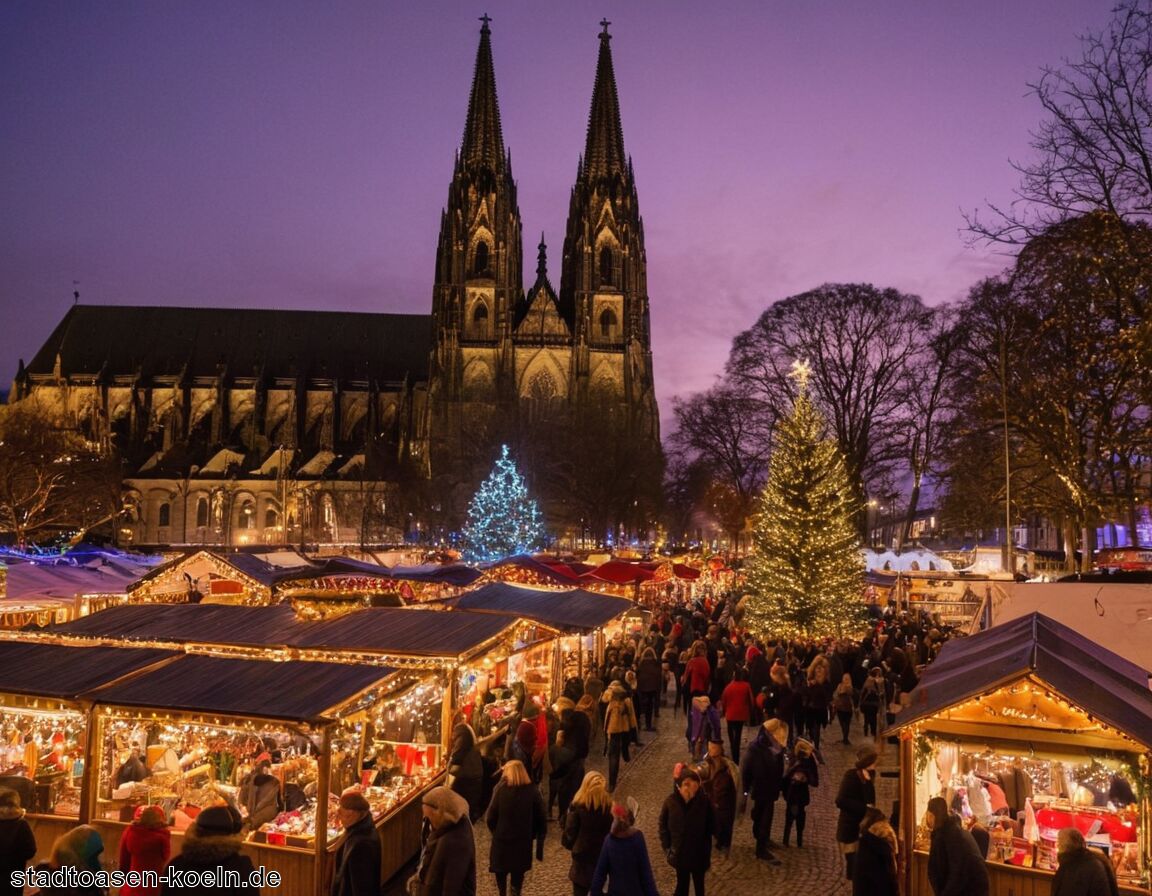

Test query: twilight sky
[1,1,1104,430]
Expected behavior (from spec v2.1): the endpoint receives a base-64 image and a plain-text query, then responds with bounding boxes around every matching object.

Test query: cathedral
[9,19,661,548]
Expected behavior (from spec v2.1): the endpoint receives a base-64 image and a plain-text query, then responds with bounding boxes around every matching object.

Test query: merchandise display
[0,706,85,816]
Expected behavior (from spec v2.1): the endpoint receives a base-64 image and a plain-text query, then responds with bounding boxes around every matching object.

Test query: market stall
[84,653,432,894]
[888,612,1152,896]
[448,582,638,698]
[125,549,284,604]
[0,641,176,859]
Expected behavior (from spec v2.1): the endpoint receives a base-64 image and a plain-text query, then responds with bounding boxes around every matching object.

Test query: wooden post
[313,725,333,896]
[899,733,915,896]
[442,667,457,755]
[78,704,99,823]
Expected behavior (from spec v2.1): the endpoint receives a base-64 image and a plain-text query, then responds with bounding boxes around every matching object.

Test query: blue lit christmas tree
[462,444,545,562]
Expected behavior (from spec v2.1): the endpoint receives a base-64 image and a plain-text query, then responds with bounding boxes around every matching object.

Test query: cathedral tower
[559,21,659,443]
[428,16,524,479]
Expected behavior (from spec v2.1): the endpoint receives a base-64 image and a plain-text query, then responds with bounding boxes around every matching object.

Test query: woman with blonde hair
[562,771,614,896]
[486,759,546,896]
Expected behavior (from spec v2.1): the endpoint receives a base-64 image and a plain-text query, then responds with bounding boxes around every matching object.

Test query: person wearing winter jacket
[605,685,639,792]
[562,771,614,896]
[771,734,812,847]
[162,805,257,894]
[589,801,659,896]
[0,787,37,896]
[635,648,664,731]
[832,674,857,746]
[119,805,170,896]
[853,806,898,896]
[698,739,739,856]
[857,668,885,738]
[718,668,756,763]
[416,786,476,896]
[925,797,990,896]
[658,766,714,896]
[835,746,878,880]
[331,791,381,896]
[739,719,787,862]
[447,723,485,822]
[239,759,281,831]
[685,696,721,762]
[1052,826,1118,896]
[486,760,546,896]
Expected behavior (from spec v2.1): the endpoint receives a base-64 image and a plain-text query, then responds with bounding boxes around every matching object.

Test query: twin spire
[461,15,626,181]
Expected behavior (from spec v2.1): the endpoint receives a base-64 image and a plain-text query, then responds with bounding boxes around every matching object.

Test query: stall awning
[86,654,395,723]
[894,612,1152,746]
[486,556,584,585]
[294,608,516,657]
[0,641,177,699]
[51,603,302,646]
[449,583,635,633]
[582,560,657,585]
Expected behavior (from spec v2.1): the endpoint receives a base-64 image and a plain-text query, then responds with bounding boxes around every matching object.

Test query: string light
[461,445,545,562]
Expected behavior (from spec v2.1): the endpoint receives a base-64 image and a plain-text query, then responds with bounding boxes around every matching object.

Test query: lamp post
[999,335,1015,576]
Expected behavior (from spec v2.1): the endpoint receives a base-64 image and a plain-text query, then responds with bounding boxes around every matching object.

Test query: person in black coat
[0,787,37,896]
[853,807,899,896]
[486,760,546,896]
[739,719,786,863]
[782,737,819,848]
[658,766,714,896]
[448,723,485,822]
[416,786,476,896]
[561,771,614,896]
[331,791,381,896]
[1052,826,1118,896]
[925,797,990,896]
[162,805,258,894]
[635,647,664,731]
[835,746,878,880]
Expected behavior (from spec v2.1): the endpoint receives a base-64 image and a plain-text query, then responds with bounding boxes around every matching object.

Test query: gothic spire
[582,19,626,182]
[461,14,505,173]
[536,233,548,279]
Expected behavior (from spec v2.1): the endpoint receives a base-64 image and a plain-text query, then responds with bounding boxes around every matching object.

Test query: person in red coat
[119,805,171,896]
[718,668,756,763]
[681,645,711,698]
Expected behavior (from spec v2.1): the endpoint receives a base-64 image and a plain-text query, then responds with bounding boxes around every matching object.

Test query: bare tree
[726,283,933,533]
[0,400,121,547]
[967,1,1152,243]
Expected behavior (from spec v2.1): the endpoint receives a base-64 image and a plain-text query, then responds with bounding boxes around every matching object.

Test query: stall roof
[87,654,394,722]
[896,612,1152,746]
[128,549,287,592]
[51,603,303,646]
[294,607,515,656]
[487,555,584,585]
[0,641,176,699]
[582,560,656,585]
[449,583,635,632]
[385,564,483,587]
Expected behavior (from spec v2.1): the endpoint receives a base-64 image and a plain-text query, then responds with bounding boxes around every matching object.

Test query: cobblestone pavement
[468,701,902,896]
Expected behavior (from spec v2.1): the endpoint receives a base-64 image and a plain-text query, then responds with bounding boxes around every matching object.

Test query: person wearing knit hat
[163,804,256,892]
[331,791,380,896]
[588,798,659,896]
[119,804,169,896]
[782,738,819,849]
[834,745,878,880]
[415,787,475,896]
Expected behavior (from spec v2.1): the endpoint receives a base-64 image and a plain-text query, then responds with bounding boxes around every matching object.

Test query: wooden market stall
[0,641,178,860]
[448,582,639,700]
[126,549,286,604]
[888,612,1152,896]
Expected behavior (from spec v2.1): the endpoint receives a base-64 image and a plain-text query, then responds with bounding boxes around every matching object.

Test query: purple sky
[1,1,1103,430]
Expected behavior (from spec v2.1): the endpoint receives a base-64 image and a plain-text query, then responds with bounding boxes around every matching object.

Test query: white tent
[862,548,954,573]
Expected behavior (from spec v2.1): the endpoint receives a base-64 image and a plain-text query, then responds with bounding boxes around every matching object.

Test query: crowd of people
[0,591,1122,896]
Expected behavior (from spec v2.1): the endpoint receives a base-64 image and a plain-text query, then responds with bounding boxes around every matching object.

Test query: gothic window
[472,301,490,338]
[474,240,490,275]
[599,307,618,339]
[599,246,614,286]
[195,498,209,528]
[240,499,256,529]
[524,369,559,422]
[265,507,279,529]
[158,503,171,528]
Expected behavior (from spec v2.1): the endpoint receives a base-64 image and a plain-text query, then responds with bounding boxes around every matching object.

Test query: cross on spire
[599,18,611,38]
[479,13,491,31]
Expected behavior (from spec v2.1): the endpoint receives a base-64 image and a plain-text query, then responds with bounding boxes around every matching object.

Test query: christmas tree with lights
[462,444,546,562]
[743,361,866,639]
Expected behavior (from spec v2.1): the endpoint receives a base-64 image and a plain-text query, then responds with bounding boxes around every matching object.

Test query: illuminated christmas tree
[743,361,866,639]
[462,444,546,562]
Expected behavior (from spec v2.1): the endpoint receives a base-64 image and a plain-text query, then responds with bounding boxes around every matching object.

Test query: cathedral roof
[460,15,505,175]
[582,21,627,183]
[514,238,569,339]
[25,305,431,385]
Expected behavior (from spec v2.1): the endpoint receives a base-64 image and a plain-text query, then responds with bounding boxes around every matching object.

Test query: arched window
[265,507,279,529]
[599,246,614,286]
[474,240,490,275]
[195,497,209,528]
[240,499,256,529]
[158,503,171,527]
[599,307,618,339]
